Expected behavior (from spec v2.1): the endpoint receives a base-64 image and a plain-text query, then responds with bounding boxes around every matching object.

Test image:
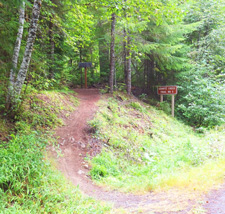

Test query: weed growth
[0,90,110,213]
[89,92,225,193]
[0,133,110,213]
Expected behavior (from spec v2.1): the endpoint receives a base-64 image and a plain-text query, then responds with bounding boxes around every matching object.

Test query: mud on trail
[50,89,213,213]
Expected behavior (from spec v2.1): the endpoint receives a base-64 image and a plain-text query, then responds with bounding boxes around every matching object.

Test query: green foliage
[90,151,120,180]
[0,133,47,196]
[89,95,225,192]
[0,133,110,213]
[175,0,225,128]
[176,66,225,128]
[14,90,78,132]
[157,101,171,115]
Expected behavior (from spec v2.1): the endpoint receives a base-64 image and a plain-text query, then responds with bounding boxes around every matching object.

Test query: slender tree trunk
[126,33,131,95]
[6,1,25,107]
[14,0,42,98]
[80,46,83,88]
[147,58,150,92]
[49,16,54,78]
[109,13,116,94]
[123,28,127,86]
[123,0,127,86]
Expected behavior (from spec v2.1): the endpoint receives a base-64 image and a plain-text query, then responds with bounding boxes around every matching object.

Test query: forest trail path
[52,89,205,213]
[204,183,225,214]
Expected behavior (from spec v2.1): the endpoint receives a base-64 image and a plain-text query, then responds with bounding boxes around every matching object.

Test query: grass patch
[15,90,79,133]
[0,133,110,213]
[89,92,225,193]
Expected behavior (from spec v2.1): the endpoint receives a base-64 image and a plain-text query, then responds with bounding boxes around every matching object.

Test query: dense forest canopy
[0,0,224,127]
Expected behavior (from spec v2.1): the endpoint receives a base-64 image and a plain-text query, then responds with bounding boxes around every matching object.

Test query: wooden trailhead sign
[79,62,92,89]
[157,86,178,117]
[157,86,177,95]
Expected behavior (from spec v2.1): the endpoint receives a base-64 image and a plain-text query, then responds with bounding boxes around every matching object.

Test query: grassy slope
[0,90,111,214]
[89,92,225,193]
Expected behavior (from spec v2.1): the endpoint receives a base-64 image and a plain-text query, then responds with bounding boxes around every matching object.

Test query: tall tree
[7,1,25,108]
[109,12,116,94]
[126,33,131,95]
[9,0,42,106]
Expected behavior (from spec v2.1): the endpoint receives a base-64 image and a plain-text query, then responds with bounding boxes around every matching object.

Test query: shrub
[176,67,225,127]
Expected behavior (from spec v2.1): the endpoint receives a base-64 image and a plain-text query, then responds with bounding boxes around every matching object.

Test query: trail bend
[51,89,204,213]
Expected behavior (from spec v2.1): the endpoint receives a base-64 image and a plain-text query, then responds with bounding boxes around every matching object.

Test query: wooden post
[85,67,87,89]
[80,68,83,88]
[172,94,175,117]
[160,95,163,102]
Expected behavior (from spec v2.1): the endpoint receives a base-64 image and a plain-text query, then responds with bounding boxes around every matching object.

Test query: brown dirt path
[204,184,225,214]
[51,89,201,213]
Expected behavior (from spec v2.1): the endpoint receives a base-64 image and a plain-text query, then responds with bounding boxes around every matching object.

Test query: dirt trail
[52,89,209,213]
[204,184,225,214]
[53,89,152,209]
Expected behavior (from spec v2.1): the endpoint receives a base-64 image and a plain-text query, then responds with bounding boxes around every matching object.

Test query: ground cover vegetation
[89,93,225,193]
[0,0,225,212]
[0,90,111,213]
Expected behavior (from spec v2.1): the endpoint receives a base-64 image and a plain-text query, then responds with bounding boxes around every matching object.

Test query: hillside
[89,92,225,193]
[1,89,225,214]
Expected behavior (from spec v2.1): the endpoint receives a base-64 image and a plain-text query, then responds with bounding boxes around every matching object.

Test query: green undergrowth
[89,92,225,193]
[15,90,79,133]
[0,90,111,213]
[0,133,110,213]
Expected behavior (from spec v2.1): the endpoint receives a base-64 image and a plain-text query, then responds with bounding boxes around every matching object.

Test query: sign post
[157,86,178,117]
[79,62,92,89]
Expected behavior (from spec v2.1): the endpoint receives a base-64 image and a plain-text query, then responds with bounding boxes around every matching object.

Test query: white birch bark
[14,0,42,97]
[7,1,25,104]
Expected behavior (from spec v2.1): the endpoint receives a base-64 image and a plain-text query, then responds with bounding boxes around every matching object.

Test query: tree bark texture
[14,0,42,97]
[80,47,83,88]
[109,13,116,94]
[7,1,25,105]
[49,16,55,78]
[123,0,127,86]
[126,34,131,95]
[123,27,127,86]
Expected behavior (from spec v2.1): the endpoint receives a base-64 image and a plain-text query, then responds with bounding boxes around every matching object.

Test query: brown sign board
[158,86,178,95]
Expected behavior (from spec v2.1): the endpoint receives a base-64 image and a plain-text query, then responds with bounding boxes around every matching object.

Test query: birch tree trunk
[7,1,25,107]
[127,33,132,95]
[14,0,42,99]
[109,13,116,94]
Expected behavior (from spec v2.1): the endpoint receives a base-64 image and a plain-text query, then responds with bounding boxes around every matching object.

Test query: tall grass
[0,133,110,213]
[89,93,225,193]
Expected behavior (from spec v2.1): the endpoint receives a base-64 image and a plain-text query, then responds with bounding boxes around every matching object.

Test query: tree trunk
[109,13,116,94]
[49,16,54,78]
[14,0,42,98]
[123,0,127,86]
[123,27,127,86]
[80,46,83,88]
[6,1,25,107]
[126,33,131,95]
